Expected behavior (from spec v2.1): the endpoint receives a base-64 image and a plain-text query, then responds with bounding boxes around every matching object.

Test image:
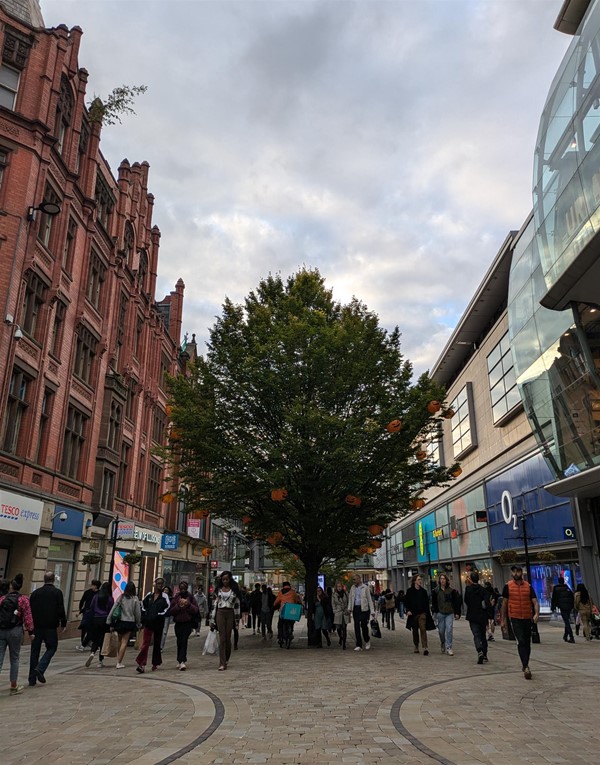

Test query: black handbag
[370,618,382,639]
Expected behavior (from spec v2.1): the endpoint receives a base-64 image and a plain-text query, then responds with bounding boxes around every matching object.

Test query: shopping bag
[370,618,382,639]
[101,630,118,657]
[134,630,144,650]
[202,629,218,655]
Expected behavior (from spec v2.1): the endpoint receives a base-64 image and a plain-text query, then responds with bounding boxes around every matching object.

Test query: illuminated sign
[432,528,444,539]
[403,539,415,549]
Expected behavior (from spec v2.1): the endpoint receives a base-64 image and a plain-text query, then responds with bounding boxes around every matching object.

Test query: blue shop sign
[416,513,438,563]
[52,505,84,540]
[486,453,574,552]
[161,533,179,551]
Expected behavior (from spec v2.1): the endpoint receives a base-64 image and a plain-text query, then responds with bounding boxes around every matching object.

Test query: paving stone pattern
[0,618,597,765]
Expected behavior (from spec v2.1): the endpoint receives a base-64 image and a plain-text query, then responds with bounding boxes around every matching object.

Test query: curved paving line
[63,668,225,764]
[389,668,555,765]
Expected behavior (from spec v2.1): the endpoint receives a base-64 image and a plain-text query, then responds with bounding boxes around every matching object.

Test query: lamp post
[520,509,541,644]
[107,517,120,591]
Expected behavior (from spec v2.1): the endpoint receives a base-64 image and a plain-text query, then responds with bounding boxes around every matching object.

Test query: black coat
[464,583,489,625]
[30,584,67,629]
[141,592,170,627]
[551,583,574,612]
[404,586,430,616]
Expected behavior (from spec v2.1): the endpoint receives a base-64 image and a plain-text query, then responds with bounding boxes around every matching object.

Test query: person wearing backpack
[464,571,490,665]
[0,574,34,695]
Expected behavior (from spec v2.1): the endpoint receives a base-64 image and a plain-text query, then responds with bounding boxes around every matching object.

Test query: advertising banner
[0,489,43,535]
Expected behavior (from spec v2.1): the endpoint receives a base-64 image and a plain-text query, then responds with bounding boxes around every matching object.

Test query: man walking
[29,571,67,686]
[551,576,575,643]
[501,565,540,680]
[464,572,489,664]
[404,574,432,655]
[249,583,262,635]
[347,574,374,651]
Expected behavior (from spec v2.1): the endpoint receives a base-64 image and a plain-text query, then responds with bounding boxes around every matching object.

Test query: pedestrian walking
[107,582,142,669]
[396,589,405,619]
[464,572,490,664]
[193,585,208,637]
[431,574,462,656]
[501,565,540,680]
[240,586,250,628]
[0,574,34,695]
[84,582,113,668]
[383,589,397,630]
[331,581,349,649]
[28,571,67,686]
[273,581,303,648]
[76,579,100,651]
[167,580,199,671]
[575,583,594,641]
[405,574,434,655]
[249,583,262,634]
[210,571,241,671]
[160,585,174,649]
[260,584,275,640]
[347,574,374,652]
[136,577,170,673]
[313,586,333,647]
[551,577,575,643]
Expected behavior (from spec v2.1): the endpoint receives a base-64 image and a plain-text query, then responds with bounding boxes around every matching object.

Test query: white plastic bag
[202,629,218,655]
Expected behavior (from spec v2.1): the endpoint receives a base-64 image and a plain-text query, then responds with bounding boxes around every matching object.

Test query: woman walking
[331,582,349,649]
[85,582,113,668]
[313,586,333,647]
[575,583,594,640]
[136,577,170,673]
[210,571,241,671]
[431,574,462,656]
[168,581,199,670]
[107,582,142,669]
[0,574,33,695]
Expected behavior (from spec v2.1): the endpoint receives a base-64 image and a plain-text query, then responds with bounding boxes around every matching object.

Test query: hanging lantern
[165,405,174,418]
[451,467,463,478]
[197,509,209,519]
[161,492,175,503]
[368,524,384,536]
[415,449,427,461]
[200,546,213,557]
[271,488,288,502]
[386,419,403,433]
[411,497,426,510]
[442,408,455,419]
[366,545,377,554]
[371,539,383,549]
[357,545,370,555]
[345,495,362,507]
[427,400,442,414]
[169,428,181,441]
[242,515,252,524]
[267,531,284,545]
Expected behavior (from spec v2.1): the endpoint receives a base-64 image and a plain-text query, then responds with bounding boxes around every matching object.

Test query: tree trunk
[304,557,320,647]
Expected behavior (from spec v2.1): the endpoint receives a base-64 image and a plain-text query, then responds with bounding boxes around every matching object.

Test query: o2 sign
[501,491,519,531]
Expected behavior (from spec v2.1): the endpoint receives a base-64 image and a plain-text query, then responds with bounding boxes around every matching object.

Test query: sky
[42,0,573,374]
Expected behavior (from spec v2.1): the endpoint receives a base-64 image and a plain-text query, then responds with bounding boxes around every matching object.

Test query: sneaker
[488,634,495,641]
[482,655,489,663]
[115,663,125,669]
[423,649,429,656]
[477,653,484,665]
[523,667,532,680]
[151,665,158,671]
[446,649,454,656]
[9,685,24,695]
[35,669,46,684]
[413,647,419,654]
[179,663,186,671]
[85,652,95,668]
[218,665,226,671]
[176,663,181,669]
[440,644,446,654]
[136,665,145,674]
[567,637,575,643]
[354,646,362,651]
[97,661,104,668]
[75,645,84,652]
[365,642,371,651]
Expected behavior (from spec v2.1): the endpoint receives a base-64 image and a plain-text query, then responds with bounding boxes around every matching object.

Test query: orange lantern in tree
[197,509,210,519]
[371,539,383,549]
[442,408,455,419]
[427,400,442,414]
[386,419,403,433]
[357,545,370,555]
[368,524,384,536]
[411,497,426,510]
[170,428,180,441]
[366,545,377,554]
[267,531,284,545]
[161,492,175,503]
[242,515,252,524]
[165,405,173,418]
[345,495,362,507]
[451,467,463,478]
[201,546,213,557]
[415,449,427,461]
[271,488,288,502]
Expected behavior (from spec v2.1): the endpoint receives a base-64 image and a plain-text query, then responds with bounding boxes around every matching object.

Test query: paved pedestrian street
[1,618,597,765]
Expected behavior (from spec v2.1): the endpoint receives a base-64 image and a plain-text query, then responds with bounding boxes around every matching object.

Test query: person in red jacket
[273,582,302,648]
[501,565,539,680]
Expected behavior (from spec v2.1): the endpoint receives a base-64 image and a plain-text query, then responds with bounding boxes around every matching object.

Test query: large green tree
[164,269,458,643]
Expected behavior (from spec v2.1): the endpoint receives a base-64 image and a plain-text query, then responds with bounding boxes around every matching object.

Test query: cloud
[42,0,571,372]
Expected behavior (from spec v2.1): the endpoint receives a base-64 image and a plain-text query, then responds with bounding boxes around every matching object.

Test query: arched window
[56,75,74,157]
[137,250,148,292]
[123,222,134,267]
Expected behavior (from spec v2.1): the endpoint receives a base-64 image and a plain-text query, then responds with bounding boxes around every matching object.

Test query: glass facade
[509,1,600,479]
[487,332,520,423]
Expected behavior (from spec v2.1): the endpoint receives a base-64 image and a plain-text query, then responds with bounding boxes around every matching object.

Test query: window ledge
[493,401,524,428]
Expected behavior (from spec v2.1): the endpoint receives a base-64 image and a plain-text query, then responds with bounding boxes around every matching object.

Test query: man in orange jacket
[274,582,302,647]
[501,565,539,680]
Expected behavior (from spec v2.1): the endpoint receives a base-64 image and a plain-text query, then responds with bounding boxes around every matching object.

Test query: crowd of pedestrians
[0,565,598,695]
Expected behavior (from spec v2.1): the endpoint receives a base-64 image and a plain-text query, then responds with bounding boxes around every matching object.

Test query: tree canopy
[164,269,457,611]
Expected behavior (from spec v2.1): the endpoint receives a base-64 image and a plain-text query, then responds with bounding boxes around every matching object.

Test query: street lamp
[26,199,61,221]
[107,517,120,589]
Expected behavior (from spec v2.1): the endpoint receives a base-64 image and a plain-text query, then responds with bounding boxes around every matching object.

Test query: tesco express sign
[0,489,43,535]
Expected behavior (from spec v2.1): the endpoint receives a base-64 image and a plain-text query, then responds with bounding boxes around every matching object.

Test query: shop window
[450,383,477,459]
[0,64,19,110]
[426,422,443,466]
[73,326,98,386]
[62,218,77,274]
[487,332,521,424]
[2,367,33,455]
[86,249,107,311]
[49,300,66,358]
[35,387,54,465]
[147,461,162,514]
[47,540,75,618]
[20,271,48,341]
[61,405,89,479]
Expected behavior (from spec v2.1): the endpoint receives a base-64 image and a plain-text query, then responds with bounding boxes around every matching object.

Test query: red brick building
[0,2,201,618]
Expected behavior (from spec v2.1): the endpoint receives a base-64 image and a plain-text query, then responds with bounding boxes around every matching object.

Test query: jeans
[352,606,370,648]
[469,621,488,656]
[437,612,454,650]
[136,623,164,667]
[0,625,23,684]
[510,618,532,669]
[174,622,193,663]
[397,603,405,618]
[29,627,58,683]
[560,609,574,640]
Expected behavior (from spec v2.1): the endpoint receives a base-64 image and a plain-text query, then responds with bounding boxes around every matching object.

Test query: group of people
[550,577,596,642]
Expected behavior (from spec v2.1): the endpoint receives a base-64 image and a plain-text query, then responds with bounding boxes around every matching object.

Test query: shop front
[113,522,162,598]
[0,488,43,586]
[46,505,85,618]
